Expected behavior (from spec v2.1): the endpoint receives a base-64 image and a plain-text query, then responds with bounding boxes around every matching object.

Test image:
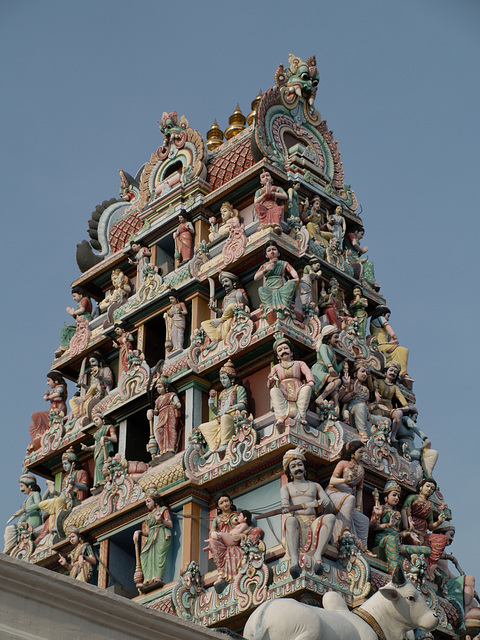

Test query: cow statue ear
[379,586,399,601]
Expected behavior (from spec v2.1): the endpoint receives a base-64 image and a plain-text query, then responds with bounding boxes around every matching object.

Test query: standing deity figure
[197,360,248,459]
[326,441,370,548]
[286,182,303,228]
[344,225,379,290]
[69,352,114,421]
[254,170,287,233]
[208,201,239,242]
[295,257,322,313]
[55,286,93,358]
[38,448,89,539]
[163,291,188,356]
[318,277,347,330]
[395,410,438,478]
[401,478,447,575]
[80,413,117,487]
[303,195,333,248]
[146,375,181,458]
[133,487,173,588]
[268,335,315,429]
[349,286,369,338]
[369,306,409,374]
[129,240,157,285]
[173,210,195,268]
[201,272,249,344]
[4,474,42,555]
[341,360,390,443]
[112,322,135,374]
[99,268,131,315]
[58,527,96,582]
[370,480,431,574]
[370,361,415,442]
[254,241,299,317]
[280,447,335,578]
[312,325,346,411]
[29,371,68,451]
[327,205,346,241]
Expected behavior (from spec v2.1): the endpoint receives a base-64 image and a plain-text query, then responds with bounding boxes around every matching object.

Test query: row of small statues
[5,446,476,623]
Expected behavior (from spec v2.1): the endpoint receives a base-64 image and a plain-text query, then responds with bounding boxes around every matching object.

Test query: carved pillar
[136,324,146,354]
[177,377,210,442]
[117,419,128,459]
[194,218,210,245]
[98,539,110,589]
[178,496,209,572]
[187,292,211,333]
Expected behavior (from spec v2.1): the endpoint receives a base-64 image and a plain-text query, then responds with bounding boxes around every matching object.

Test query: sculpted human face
[356,366,368,382]
[145,496,155,511]
[217,496,232,513]
[46,377,55,389]
[72,292,82,303]
[19,482,29,494]
[420,481,436,498]
[220,204,232,221]
[89,357,99,368]
[276,342,293,362]
[219,372,232,389]
[312,198,321,212]
[156,381,166,395]
[62,459,72,473]
[220,276,234,293]
[386,490,400,507]
[260,172,272,187]
[386,366,398,383]
[353,287,361,297]
[93,415,104,428]
[353,447,364,462]
[329,331,339,347]
[288,459,306,479]
[265,245,279,261]
[68,532,80,545]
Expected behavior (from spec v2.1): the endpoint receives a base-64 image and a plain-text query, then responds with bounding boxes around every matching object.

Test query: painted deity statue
[369,306,409,374]
[59,527,96,582]
[281,448,335,578]
[401,478,447,575]
[129,240,159,284]
[173,211,195,267]
[254,241,299,317]
[4,474,42,555]
[285,182,303,228]
[341,360,390,444]
[69,352,114,421]
[38,448,89,539]
[112,323,135,374]
[99,268,131,315]
[327,205,346,241]
[133,487,172,588]
[201,271,249,345]
[268,335,315,429]
[254,170,287,234]
[163,291,188,356]
[370,361,415,442]
[303,195,333,249]
[318,277,347,330]
[80,413,117,487]
[55,286,92,358]
[395,410,438,478]
[29,371,68,451]
[295,257,322,313]
[208,201,239,242]
[146,376,181,458]
[370,480,431,574]
[197,360,248,459]
[344,225,379,290]
[349,286,369,338]
[326,441,369,548]
[312,325,346,412]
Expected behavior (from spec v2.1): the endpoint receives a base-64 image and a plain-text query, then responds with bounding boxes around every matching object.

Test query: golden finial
[247,89,262,126]
[224,104,246,140]
[206,119,224,151]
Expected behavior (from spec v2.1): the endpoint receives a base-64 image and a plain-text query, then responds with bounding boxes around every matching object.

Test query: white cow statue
[243,566,438,640]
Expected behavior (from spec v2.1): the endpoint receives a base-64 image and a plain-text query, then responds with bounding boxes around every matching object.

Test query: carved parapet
[94,359,150,415]
[336,527,371,606]
[172,561,206,621]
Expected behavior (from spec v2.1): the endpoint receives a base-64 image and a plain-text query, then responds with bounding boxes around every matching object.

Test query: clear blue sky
[1,0,479,579]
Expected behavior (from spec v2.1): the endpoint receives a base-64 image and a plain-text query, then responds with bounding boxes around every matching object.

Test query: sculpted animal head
[274,54,319,107]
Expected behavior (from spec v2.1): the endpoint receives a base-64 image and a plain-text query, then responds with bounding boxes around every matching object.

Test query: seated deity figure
[280,447,335,578]
[312,325,346,412]
[208,201,239,243]
[295,257,322,313]
[99,268,131,316]
[254,241,299,317]
[318,278,347,330]
[370,361,416,442]
[344,225,379,290]
[38,448,89,539]
[58,527,96,582]
[4,474,42,555]
[327,205,346,241]
[198,360,248,459]
[68,352,114,421]
[303,195,333,248]
[267,335,315,429]
[29,371,68,451]
[395,410,438,478]
[254,170,287,234]
[370,480,431,574]
[369,306,409,374]
[201,271,249,345]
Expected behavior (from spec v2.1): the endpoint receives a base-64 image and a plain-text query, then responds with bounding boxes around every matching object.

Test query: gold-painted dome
[247,89,262,126]
[224,104,246,140]
[206,119,224,151]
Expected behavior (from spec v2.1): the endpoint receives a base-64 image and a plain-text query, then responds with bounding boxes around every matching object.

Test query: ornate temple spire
[224,104,246,140]
[246,89,262,126]
[206,118,224,151]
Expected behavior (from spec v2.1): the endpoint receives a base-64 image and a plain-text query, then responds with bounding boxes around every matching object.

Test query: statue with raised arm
[303,195,333,249]
[69,352,114,421]
[58,527,96,582]
[370,361,414,442]
[197,360,247,459]
[281,447,335,578]
[80,413,117,487]
[29,371,68,452]
[254,170,287,234]
[208,201,239,242]
[99,268,131,316]
[201,271,249,344]
[312,325,347,412]
[369,305,409,374]
[268,335,315,429]
[55,286,93,358]
[4,474,42,555]
[295,257,322,313]
[112,322,135,374]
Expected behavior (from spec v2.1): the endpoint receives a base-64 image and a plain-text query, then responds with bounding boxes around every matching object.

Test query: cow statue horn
[392,564,406,587]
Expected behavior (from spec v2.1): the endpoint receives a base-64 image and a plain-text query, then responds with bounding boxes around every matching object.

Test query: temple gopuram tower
[5,54,479,640]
